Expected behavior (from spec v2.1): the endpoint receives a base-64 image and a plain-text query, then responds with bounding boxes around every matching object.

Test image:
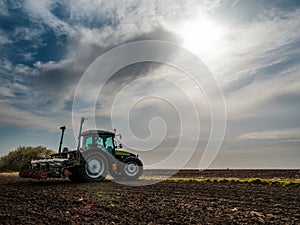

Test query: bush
[0,146,54,172]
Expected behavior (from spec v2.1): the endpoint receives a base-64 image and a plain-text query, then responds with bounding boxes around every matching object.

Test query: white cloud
[0,58,13,71]
[0,86,13,97]
[197,8,300,138]
[0,0,9,16]
[208,8,300,82]
[24,0,74,36]
[34,59,74,70]
[239,128,300,141]
[0,34,11,45]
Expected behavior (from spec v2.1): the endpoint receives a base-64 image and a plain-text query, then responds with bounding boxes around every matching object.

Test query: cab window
[82,136,92,148]
[96,136,104,147]
[104,136,114,154]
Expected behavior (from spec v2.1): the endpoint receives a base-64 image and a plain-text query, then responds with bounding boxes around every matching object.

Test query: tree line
[0,146,54,172]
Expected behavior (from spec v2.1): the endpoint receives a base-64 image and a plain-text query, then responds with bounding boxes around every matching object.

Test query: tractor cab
[80,130,116,156]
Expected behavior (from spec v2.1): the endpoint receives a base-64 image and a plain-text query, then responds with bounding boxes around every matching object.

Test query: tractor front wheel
[122,157,143,181]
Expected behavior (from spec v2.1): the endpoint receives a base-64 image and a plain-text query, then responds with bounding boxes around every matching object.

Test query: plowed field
[0,170,299,224]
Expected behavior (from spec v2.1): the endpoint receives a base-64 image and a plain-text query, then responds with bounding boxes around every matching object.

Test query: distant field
[142,169,300,179]
[0,170,299,224]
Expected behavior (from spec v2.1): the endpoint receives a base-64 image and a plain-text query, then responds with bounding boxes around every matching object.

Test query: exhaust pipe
[77,117,87,151]
[58,126,66,154]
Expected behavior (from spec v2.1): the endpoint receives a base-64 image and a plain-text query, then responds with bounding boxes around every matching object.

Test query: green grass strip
[141,177,300,186]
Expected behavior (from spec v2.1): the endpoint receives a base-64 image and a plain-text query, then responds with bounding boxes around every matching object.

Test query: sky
[0,0,299,169]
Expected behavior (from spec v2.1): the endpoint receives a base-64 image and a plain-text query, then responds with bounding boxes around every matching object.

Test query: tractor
[19,117,143,182]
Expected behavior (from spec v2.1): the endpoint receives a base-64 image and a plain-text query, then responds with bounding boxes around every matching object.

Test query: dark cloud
[35,61,80,93]
[30,26,180,113]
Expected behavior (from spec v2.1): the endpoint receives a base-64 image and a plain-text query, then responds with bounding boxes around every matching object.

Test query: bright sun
[180,16,226,59]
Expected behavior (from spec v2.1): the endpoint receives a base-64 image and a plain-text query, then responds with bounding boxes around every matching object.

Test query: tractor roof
[81,130,115,137]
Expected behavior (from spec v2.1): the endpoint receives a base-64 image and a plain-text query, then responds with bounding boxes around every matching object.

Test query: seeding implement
[19,117,143,182]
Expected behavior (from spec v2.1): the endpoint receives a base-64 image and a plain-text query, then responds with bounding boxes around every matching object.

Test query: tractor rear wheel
[69,150,108,182]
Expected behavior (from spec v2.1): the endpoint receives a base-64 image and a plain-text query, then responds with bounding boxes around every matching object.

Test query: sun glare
[180,16,226,59]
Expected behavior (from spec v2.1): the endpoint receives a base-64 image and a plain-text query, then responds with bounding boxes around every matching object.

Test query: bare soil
[0,170,299,224]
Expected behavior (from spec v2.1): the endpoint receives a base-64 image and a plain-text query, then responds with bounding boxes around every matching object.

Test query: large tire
[122,157,143,181]
[69,150,108,182]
